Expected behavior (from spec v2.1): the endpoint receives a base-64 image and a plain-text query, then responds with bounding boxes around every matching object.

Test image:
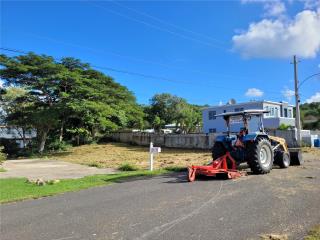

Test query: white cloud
[241,0,286,17]
[282,88,295,101]
[264,1,286,17]
[303,0,320,10]
[306,92,320,103]
[232,10,320,58]
[245,88,264,97]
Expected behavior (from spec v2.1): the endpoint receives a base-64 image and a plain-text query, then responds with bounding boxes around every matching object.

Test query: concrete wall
[109,130,298,149]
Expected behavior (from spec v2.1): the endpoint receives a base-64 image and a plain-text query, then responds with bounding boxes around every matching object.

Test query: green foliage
[0,147,6,163]
[47,140,71,152]
[278,123,291,130]
[0,139,21,157]
[0,53,144,153]
[147,93,203,133]
[118,163,138,171]
[300,102,320,130]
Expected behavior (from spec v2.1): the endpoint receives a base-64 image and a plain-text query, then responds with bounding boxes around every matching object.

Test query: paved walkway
[0,159,117,180]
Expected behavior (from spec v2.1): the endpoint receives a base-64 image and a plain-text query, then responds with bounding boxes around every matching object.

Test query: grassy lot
[45,142,211,169]
[0,170,171,203]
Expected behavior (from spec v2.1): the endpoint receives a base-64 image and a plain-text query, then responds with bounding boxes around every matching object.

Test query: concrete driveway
[0,159,116,180]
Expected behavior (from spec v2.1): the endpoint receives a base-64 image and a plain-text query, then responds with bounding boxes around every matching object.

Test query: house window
[209,128,216,133]
[288,109,292,118]
[275,107,279,117]
[284,108,288,118]
[264,106,269,117]
[208,111,216,120]
[270,107,274,117]
[223,110,226,113]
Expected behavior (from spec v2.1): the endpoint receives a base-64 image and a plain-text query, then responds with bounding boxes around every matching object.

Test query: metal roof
[215,109,269,117]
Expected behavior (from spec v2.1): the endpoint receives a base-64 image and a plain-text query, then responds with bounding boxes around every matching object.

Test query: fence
[108,130,298,149]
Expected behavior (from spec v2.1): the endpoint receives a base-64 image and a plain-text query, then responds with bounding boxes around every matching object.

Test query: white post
[149,142,154,171]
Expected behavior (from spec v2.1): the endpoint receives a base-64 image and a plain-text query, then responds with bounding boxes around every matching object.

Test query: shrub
[278,123,290,130]
[0,139,20,158]
[118,163,138,171]
[0,147,6,164]
[47,140,71,151]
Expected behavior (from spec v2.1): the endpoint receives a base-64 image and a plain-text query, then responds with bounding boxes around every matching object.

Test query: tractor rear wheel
[275,151,290,168]
[212,142,226,160]
[247,138,273,174]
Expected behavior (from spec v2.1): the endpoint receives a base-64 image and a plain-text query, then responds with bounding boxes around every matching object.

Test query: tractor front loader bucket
[188,152,241,182]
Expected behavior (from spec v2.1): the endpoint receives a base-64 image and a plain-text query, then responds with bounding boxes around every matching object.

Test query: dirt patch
[0,159,116,180]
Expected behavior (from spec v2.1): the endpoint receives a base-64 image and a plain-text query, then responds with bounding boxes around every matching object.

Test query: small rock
[36,178,46,186]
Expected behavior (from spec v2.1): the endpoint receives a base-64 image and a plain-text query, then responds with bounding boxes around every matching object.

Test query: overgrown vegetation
[0,170,170,203]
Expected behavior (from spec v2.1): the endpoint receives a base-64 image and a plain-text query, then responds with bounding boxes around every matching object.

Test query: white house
[0,126,37,148]
[202,101,295,133]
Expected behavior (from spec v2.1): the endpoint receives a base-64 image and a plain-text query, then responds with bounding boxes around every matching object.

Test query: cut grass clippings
[0,167,6,172]
[0,170,170,204]
[41,142,211,170]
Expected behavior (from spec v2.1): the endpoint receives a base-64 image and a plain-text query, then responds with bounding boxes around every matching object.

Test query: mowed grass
[0,170,169,203]
[46,142,212,169]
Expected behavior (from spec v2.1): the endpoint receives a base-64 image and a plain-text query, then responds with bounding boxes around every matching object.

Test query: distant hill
[300,102,320,130]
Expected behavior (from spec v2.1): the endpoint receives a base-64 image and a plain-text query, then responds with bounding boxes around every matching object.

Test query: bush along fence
[108,130,298,150]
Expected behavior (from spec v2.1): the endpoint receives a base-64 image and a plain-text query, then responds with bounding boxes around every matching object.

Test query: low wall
[109,130,298,149]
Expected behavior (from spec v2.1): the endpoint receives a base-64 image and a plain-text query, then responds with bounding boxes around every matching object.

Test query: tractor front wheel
[275,151,290,168]
[212,142,226,160]
[247,138,273,174]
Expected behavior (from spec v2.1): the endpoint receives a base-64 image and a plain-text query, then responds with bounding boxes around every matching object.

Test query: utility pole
[293,55,302,145]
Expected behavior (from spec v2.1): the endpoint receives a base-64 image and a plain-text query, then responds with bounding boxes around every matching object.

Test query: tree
[300,102,320,130]
[0,53,65,152]
[0,53,144,152]
[148,93,202,133]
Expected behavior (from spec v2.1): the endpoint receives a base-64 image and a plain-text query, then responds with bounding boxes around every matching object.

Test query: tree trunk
[38,129,49,153]
[91,128,96,140]
[76,135,80,146]
[59,122,64,142]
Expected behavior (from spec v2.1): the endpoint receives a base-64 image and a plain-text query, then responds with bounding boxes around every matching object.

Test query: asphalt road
[1,153,319,240]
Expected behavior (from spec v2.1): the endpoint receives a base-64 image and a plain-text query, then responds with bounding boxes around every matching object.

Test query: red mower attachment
[188,152,241,182]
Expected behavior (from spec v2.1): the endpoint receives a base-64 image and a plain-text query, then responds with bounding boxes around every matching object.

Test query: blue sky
[1,0,320,105]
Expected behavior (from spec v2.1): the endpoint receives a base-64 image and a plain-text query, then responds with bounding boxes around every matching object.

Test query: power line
[110,0,226,46]
[24,33,253,80]
[0,47,282,95]
[87,1,227,51]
